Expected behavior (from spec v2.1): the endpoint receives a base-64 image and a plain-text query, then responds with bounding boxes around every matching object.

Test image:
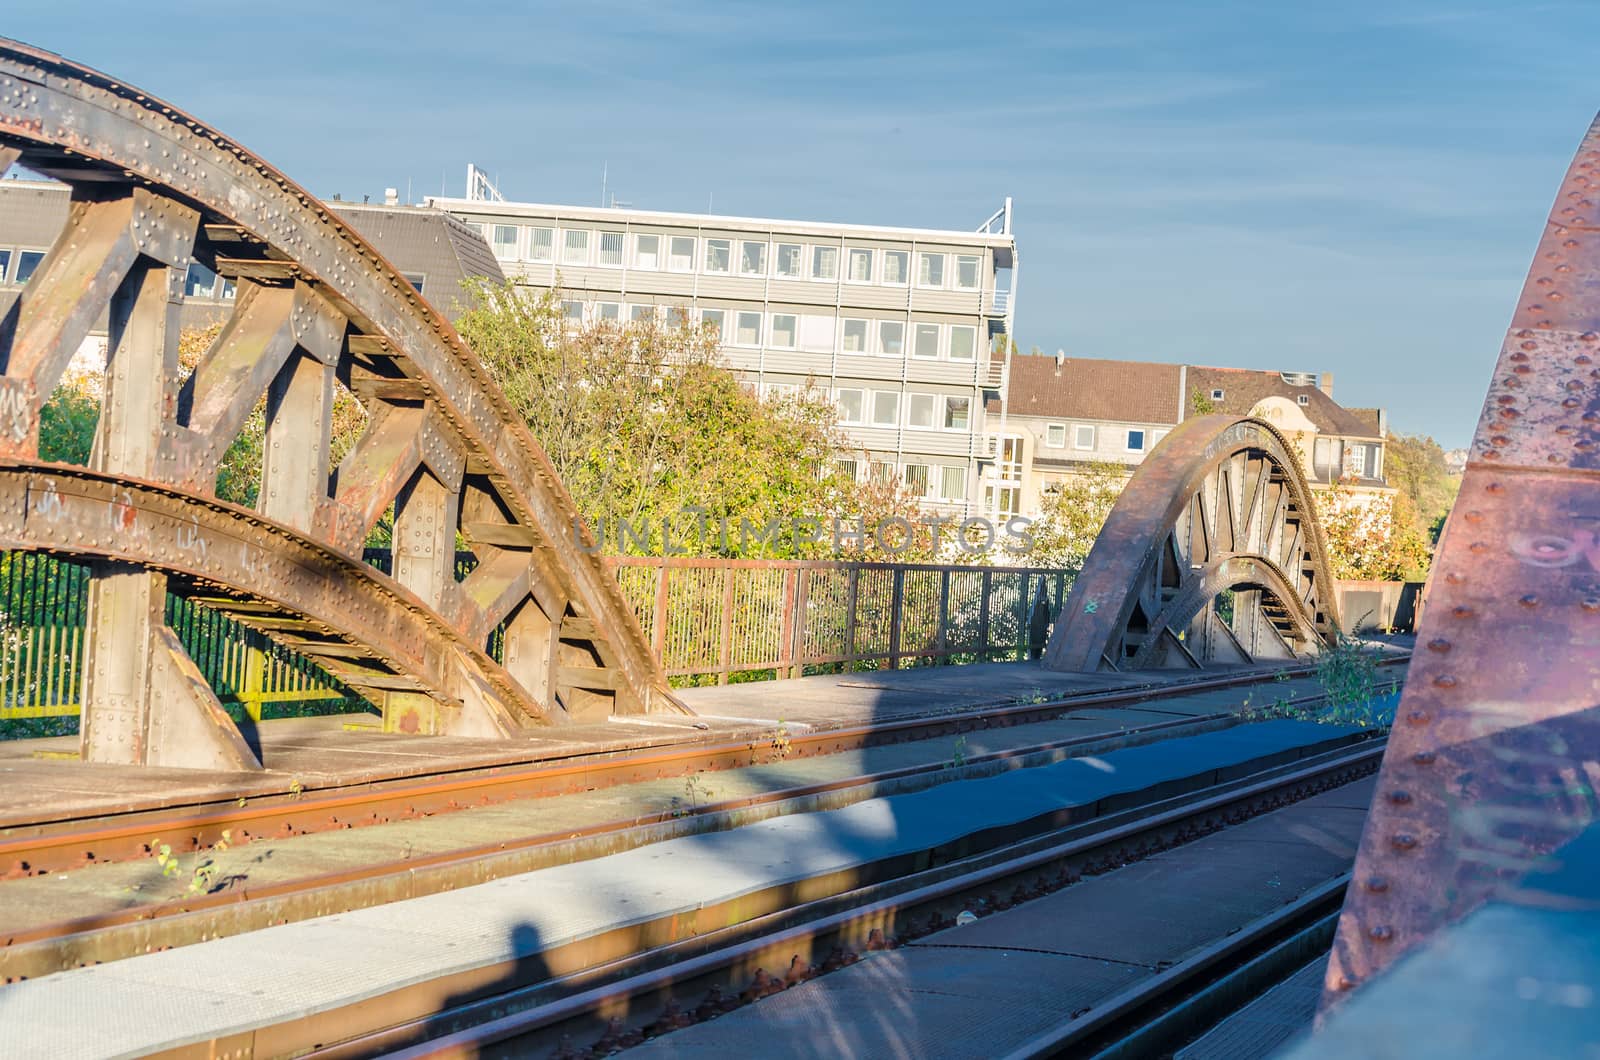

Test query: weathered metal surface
[1324,116,1600,1005]
[0,38,682,766]
[1044,415,1341,672]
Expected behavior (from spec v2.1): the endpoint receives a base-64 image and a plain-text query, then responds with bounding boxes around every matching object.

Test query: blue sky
[9,0,1600,445]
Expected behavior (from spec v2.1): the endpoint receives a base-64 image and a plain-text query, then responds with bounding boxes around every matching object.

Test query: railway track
[252,737,1385,1059]
[0,666,1401,986]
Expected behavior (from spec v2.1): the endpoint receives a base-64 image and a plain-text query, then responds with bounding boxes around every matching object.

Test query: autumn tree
[1382,433,1460,542]
[1024,461,1128,568]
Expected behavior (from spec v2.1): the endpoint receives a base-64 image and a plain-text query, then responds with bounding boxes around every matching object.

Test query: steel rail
[270,742,1385,1060]
[0,657,1405,881]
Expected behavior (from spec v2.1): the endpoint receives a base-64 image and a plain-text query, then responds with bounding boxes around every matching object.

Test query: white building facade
[429,191,1019,518]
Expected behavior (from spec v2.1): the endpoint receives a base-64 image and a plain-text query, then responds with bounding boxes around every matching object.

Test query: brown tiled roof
[1186,365,1381,439]
[993,353,1182,424]
[1345,406,1384,434]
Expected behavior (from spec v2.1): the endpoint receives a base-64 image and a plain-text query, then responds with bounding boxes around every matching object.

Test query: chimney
[1318,372,1334,399]
[1055,347,1065,369]
[384,187,399,206]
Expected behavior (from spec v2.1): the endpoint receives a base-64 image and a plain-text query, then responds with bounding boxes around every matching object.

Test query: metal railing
[609,557,1073,684]
[1,551,1075,726]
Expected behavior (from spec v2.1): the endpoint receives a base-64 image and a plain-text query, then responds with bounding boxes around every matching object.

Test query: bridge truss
[1044,414,1342,672]
[0,39,681,771]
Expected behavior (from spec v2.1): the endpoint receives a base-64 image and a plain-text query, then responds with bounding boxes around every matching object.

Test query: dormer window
[1297,394,1310,406]
[1210,389,1225,400]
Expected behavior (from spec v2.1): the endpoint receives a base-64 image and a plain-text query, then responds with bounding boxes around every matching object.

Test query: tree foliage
[454,280,926,559]
[1382,432,1460,542]
[1314,482,1431,581]
[1024,462,1127,568]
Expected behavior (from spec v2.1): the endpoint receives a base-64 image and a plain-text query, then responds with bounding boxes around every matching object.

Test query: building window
[841,318,869,354]
[1211,388,1225,400]
[770,313,798,348]
[846,247,873,283]
[527,227,554,262]
[561,299,585,324]
[628,304,655,323]
[955,254,980,290]
[837,388,865,425]
[948,325,976,361]
[0,249,11,284]
[917,252,945,288]
[775,243,803,278]
[870,460,895,484]
[734,311,762,346]
[1127,429,1146,452]
[700,308,725,338]
[878,320,904,357]
[597,231,624,267]
[1074,424,1095,449]
[740,240,768,276]
[871,390,900,427]
[882,250,909,285]
[403,273,426,294]
[912,323,940,359]
[1297,394,1310,406]
[903,463,931,496]
[1046,423,1066,448]
[940,465,967,501]
[665,305,690,328]
[705,239,731,273]
[184,263,219,299]
[668,235,696,271]
[595,302,621,321]
[838,458,859,481]
[944,396,970,430]
[812,245,838,280]
[766,382,800,401]
[562,229,590,265]
[490,224,519,260]
[633,234,660,269]
[907,393,936,428]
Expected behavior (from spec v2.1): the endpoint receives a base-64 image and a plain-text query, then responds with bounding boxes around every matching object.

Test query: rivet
[1407,711,1430,726]
[1365,876,1390,893]
[1392,834,1418,851]
[1582,598,1600,612]
[1427,638,1451,653]
[1433,674,1458,688]
[1452,605,1475,618]
[1388,790,1414,804]
[1413,751,1437,765]
[1519,594,1540,608]
[1464,510,1483,522]
[1368,925,1395,942]
[1485,482,1505,494]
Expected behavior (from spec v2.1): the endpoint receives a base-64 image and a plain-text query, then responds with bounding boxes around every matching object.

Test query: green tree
[1382,433,1460,542]
[1189,388,1216,415]
[1315,482,1431,581]
[1025,461,1128,568]
[38,384,99,463]
[454,280,925,559]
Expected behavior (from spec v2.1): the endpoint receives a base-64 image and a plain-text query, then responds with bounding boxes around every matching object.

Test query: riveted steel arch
[1043,415,1341,672]
[0,39,683,770]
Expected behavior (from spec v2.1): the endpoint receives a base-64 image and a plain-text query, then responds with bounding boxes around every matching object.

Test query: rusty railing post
[717,566,735,685]
[790,566,810,679]
[978,568,993,661]
[888,566,905,670]
[844,565,860,671]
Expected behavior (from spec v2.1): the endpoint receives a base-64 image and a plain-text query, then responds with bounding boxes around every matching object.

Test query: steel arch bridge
[0,39,682,771]
[1044,414,1342,672]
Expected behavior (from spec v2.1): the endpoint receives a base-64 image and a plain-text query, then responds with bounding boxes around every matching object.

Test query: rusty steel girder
[1044,415,1341,672]
[1324,118,1600,1004]
[0,39,684,769]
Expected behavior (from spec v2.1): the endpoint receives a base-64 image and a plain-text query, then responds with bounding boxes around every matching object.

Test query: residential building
[428,183,1019,517]
[991,352,1392,519]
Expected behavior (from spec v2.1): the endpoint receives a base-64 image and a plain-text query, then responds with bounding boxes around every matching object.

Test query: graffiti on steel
[0,39,683,769]
[1043,414,1341,672]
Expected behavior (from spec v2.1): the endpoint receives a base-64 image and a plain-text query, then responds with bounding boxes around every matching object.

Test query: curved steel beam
[1044,414,1340,672]
[1325,115,1600,1006]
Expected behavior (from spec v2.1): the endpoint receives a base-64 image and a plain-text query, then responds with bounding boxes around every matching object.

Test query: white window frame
[907,393,936,429]
[954,254,980,291]
[840,318,870,355]
[870,390,900,427]
[769,313,798,349]
[917,252,945,289]
[947,325,977,361]
[733,310,763,347]
[845,247,874,284]
[739,240,768,277]
[596,230,625,268]
[667,235,696,272]
[700,308,725,339]
[836,388,865,425]
[774,243,803,279]
[939,465,968,502]
[562,228,591,266]
[490,224,520,261]
[877,320,905,358]
[1045,423,1067,448]
[881,250,910,286]
[1211,388,1225,400]
[527,226,554,263]
[943,395,971,431]
[811,245,839,281]
[628,303,656,324]
[911,322,941,360]
[903,462,932,497]
[1073,424,1096,450]
[560,299,585,325]
[632,233,661,270]
[1297,394,1310,406]
[704,238,732,274]
[1126,428,1147,453]
[595,301,621,322]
